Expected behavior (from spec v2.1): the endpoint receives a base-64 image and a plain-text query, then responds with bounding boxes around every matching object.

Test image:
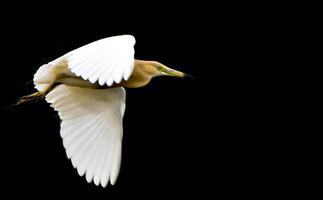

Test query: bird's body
[52,60,159,90]
[19,35,189,187]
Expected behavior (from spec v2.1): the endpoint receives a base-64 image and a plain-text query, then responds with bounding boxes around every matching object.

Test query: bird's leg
[17,74,65,105]
[17,81,55,105]
[21,82,54,99]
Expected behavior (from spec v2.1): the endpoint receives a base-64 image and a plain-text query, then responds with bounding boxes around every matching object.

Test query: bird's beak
[160,65,193,79]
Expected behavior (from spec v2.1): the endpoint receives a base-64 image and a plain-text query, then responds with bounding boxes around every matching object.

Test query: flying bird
[18,35,190,187]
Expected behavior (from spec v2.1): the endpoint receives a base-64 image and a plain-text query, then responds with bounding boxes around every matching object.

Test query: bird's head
[151,61,192,78]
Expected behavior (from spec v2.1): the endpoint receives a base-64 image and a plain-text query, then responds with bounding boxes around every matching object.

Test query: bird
[18,35,191,187]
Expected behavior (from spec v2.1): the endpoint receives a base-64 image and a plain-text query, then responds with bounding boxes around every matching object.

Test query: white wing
[46,85,126,187]
[33,35,135,91]
[65,35,135,86]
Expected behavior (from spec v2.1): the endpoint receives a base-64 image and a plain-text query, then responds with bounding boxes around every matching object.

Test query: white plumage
[66,35,135,86]
[27,34,188,187]
[34,35,135,187]
[46,85,125,187]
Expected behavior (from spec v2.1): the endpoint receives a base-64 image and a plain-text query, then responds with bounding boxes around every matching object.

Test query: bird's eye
[157,66,162,70]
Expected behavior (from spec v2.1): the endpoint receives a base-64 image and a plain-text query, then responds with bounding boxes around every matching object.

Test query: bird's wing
[63,35,136,86]
[46,85,126,187]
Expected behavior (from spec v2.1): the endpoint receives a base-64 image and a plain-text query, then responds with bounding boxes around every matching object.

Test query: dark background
[0,2,289,198]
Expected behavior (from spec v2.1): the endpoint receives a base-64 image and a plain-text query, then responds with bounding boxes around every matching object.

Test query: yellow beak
[160,65,193,78]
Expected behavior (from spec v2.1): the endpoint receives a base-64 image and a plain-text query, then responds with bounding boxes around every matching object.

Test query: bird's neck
[134,60,160,76]
[116,60,157,88]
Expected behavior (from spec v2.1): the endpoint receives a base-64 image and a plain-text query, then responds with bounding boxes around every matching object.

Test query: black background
[0,2,289,198]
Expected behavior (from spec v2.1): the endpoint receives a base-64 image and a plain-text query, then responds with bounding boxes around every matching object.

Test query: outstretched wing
[65,35,136,86]
[46,85,126,187]
[33,35,135,91]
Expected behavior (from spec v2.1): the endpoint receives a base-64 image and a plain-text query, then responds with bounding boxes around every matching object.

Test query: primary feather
[67,35,136,86]
[46,85,125,187]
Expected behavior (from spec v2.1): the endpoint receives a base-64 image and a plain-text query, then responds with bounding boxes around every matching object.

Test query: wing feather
[66,35,135,86]
[46,85,125,187]
[33,35,135,91]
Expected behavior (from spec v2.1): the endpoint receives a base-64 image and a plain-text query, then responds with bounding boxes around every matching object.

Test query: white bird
[18,35,190,187]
